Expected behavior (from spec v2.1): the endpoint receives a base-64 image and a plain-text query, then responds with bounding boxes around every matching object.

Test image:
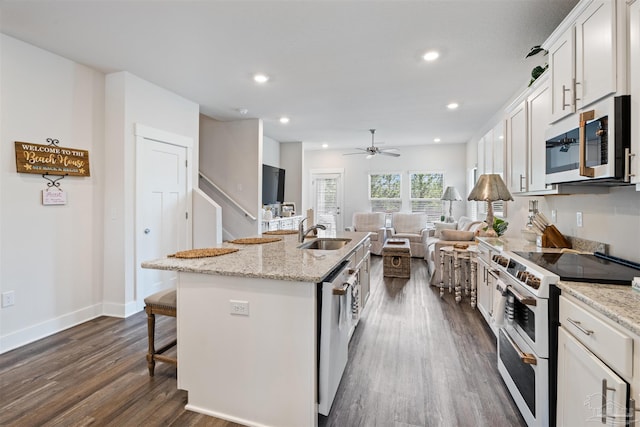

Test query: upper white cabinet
[527,77,552,192]
[492,121,505,177]
[550,0,618,123]
[549,28,575,122]
[507,101,528,194]
[630,0,640,186]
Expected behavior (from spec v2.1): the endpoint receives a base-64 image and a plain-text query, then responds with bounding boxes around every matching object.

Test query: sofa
[426,216,486,285]
[345,212,387,255]
[388,212,429,258]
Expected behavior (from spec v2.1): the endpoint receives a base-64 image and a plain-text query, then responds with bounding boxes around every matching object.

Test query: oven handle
[579,109,596,178]
[566,317,594,336]
[506,285,537,306]
[502,329,537,365]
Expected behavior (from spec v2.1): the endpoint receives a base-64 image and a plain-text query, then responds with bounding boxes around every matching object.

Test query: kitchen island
[142,231,371,427]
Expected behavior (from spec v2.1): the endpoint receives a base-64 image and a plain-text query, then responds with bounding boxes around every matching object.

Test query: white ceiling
[0,0,579,150]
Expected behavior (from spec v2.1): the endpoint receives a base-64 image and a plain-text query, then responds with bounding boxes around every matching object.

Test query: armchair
[345,212,387,255]
[389,212,429,258]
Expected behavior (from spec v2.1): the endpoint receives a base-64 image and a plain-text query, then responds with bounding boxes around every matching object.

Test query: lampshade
[467,174,513,232]
[441,186,462,222]
[441,186,462,201]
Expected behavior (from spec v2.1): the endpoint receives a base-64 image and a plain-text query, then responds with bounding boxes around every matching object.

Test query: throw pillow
[440,229,475,241]
[434,222,457,238]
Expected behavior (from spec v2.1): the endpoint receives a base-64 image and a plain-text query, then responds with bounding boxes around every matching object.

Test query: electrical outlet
[576,212,583,227]
[230,300,249,316]
[2,291,15,307]
[551,209,557,223]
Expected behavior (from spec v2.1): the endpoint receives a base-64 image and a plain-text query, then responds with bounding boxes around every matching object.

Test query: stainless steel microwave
[545,95,631,185]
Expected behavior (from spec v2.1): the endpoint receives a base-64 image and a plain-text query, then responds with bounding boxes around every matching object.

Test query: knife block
[540,225,571,249]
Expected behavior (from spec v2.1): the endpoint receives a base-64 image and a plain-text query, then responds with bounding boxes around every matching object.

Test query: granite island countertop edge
[141,231,372,284]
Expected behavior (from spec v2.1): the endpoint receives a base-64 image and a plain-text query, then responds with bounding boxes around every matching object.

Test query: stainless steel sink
[298,238,352,250]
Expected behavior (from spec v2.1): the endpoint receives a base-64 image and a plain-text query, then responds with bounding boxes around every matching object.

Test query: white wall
[281,142,303,215]
[303,143,468,226]
[0,35,105,352]
[263,135,280,167]
[199,115,262,239]
[103,71,199,317]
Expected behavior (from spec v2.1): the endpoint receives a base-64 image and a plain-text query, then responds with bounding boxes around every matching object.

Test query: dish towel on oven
[492,279,508,328]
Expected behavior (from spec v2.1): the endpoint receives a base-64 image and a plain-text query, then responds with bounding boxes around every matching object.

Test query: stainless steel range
[491,251,560,427]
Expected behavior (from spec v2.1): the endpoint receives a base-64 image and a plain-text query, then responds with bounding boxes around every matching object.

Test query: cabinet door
[575,0,616,110]
[527,77,551,192]
[492,120,505,177]
[630,0,640,185]
[476,259,493,324]
[549,28,575,123]
[557,327,628,426]
[507,101,528,193]
[360,252,370,307]
[477,135,487,176]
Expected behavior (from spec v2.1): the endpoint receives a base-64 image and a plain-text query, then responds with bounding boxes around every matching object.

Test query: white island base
[177,271,318,427]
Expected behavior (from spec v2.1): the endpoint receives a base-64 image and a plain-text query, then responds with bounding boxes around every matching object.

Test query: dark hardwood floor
[0,256,525,427]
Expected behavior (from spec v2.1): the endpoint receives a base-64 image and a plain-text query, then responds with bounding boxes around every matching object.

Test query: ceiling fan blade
[378,151,400,157]
[343,152,368,156]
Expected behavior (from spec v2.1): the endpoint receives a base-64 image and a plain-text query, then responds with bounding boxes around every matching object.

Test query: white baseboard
[0,303,103,354]
[102,300,140,318]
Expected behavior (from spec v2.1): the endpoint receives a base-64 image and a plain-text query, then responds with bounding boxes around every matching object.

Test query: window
[369,173,402,212]
[410,172,444,222]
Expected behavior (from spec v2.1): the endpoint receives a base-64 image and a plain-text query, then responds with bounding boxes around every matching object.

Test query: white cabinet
[630,0,640,186]
[507,101,528,194]
[527,77,552,192]
[557,327,628,426]
[549,28,575,122]
[549,0,618,123]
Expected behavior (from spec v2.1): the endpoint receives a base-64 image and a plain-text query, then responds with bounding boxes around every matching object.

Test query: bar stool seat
[144,288,177,376]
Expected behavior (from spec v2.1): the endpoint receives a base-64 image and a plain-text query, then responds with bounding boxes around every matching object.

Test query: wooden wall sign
[15,141,90,177]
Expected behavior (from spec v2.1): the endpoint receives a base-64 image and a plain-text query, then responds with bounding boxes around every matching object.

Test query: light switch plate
[576,212,583,227]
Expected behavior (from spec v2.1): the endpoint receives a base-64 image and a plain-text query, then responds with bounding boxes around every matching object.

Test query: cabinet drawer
[559,296,633,379]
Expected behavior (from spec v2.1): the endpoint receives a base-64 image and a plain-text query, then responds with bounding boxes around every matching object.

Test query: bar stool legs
[144,289,177,377]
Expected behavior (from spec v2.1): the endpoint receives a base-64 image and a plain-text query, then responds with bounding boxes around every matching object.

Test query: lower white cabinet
[556,294,635,426]
[557,327,628,426]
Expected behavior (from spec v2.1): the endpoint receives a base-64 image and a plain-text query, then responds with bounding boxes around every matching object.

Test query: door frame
[309,168,345,232]
[134,123,193,311]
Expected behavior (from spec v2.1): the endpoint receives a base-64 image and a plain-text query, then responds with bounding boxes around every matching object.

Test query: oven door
[505,281,549,358]
[498,327,549,427]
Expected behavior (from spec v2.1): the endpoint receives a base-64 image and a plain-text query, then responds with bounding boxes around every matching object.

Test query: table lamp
[441,186,462,223]
[467,174,513,234]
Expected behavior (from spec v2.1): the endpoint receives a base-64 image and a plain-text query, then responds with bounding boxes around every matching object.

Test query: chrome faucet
[298,218,327,242]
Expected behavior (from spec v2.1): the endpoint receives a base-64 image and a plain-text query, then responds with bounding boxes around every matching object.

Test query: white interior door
[311,170,344,233]
[136,130,191,310]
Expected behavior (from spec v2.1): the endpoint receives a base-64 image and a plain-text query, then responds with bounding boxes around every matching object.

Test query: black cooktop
[513,251,640,286]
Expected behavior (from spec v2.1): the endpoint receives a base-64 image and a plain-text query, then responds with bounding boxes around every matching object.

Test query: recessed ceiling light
[322,143,329,149]
[279,116,290,124]
[434,138,441,143]
[423,51,440,61]
[253,73,269,83]
[447,102,459,110]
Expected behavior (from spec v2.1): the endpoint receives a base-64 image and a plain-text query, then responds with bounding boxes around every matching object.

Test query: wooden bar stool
[144,288,177,376]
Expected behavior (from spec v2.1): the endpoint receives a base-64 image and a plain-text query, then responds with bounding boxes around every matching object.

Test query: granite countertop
[557,281,640,337]
[141,231,371,283]
[476,236,563,253]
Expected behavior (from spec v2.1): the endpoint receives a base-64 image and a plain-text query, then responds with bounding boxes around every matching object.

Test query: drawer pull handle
[567,317,594,336]
[601,379,616,424]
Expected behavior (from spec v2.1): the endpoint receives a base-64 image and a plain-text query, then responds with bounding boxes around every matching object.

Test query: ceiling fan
[343,129,400,159]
